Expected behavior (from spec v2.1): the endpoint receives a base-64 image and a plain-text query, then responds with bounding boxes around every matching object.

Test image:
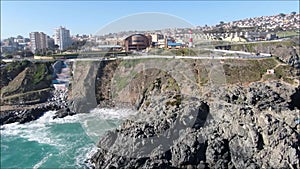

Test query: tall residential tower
[29,32,48,53]
[54,26,72,51]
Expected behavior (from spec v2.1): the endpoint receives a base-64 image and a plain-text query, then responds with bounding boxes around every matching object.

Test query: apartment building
[29,32,48,53]
[54,26,72,51]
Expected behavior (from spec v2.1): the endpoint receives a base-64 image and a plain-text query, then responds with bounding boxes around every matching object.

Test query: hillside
[0,61,54,105]
[200,13,300,33]
[90,57,300,169]
[92,57,299,108]
[0,56,299,168]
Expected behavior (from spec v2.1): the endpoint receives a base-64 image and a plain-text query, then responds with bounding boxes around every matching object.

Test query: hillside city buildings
[1,13,299,57]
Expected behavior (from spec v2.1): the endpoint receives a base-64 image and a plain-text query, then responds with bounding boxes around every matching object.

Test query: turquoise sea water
[1,108,137,169]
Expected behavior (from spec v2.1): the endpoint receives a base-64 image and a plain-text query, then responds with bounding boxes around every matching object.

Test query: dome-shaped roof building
[124,34,151,51]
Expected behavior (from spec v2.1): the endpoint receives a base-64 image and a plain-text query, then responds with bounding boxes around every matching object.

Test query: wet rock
[53,108,75,119]
[0,89,71,125]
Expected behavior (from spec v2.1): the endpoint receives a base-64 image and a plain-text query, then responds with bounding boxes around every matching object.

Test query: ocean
[1,108,137,169]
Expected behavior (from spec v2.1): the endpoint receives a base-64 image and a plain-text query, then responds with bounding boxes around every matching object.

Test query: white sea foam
[43,108,137,125]
[33,153,53,169]
[1,111,60,146]
[1,122,58,146]
[89,107,138,119]
[2,108,137,168]
[1,108,137,146]
[75,143,98,168]
[81,108,138,143]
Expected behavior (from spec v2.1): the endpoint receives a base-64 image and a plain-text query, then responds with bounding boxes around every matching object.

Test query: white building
[29,32,48,53]
[54,26,72,51]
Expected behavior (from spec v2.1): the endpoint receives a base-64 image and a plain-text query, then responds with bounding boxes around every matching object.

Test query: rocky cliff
[1,58,298,168]
[90,58,299,168]
[231,39,300,69]
[68,61,100,113]
[0,60,74,125]
[1,61,54,105]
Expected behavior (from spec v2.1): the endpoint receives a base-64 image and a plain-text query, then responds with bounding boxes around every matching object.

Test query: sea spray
[1,108,137,169]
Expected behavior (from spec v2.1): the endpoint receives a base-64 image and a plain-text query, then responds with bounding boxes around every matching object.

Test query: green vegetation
[185,60,210,86]
[223,57,298,85]
[196,65,209,86]
[166,94,182,107]
[148,48,166,55]
[164,77,180,91]
[145,101,150,107]
[32,64,49,84]
[5,60,31,72]
[223,58,278,84]
[1,61,52,98]
[230,40,296,53]
[263,74,278,81]
[276,31,300,38]
[170,48,197,56]
[50,53,79,59]
[274,65,296,84]
[119,59,143,68]
[113,75,130,93]
[148,48,198,56]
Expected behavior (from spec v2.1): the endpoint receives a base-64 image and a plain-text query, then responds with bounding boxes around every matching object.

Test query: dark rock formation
[0,104,60,125]
[1,89,71,125]
[90,81,300,169]
[95,60,120,105]
[53,108,75,119]
[288,48,300,69]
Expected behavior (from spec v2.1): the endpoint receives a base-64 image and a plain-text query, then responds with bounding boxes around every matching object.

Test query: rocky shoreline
[89,81,300,169]
[0,89,74,125]
[1,58,299,168]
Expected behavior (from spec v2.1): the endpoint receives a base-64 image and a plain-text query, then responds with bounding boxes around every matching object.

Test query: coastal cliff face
[68,61,100,113]
[230,39,300,69]
[91,81,299,169]
[90,58,299,168]
[0,61,53,105]
[0,57,299,168]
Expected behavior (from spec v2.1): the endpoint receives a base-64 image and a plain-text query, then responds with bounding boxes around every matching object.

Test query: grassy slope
[113,57,296,93]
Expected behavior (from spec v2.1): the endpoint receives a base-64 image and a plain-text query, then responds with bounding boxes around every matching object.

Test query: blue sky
[1,1,299,39]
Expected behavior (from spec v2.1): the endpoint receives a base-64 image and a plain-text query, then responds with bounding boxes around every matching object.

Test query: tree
[54,44,60,53]
[291,11,297,15]
[46,51,53,56]
[54,44,59,49]
[220,21,225,25]
[17,35,23,39]
[23,50,34,57]
[5,55,13,59]
[279,13,286,17]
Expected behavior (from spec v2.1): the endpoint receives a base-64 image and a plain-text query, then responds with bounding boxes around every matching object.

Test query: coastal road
[67,54,271,62]
[202,48,272,57]
[2,52,271,63]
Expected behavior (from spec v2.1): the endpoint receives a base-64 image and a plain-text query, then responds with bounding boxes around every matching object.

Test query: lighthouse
[189,30,193,48]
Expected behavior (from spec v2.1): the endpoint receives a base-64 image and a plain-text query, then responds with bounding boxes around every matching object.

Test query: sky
[1,1,299,39]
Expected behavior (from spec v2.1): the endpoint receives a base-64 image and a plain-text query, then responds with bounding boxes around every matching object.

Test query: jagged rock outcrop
[0,104,60,125]
[0,89,71,125]
[95,60,120,107]
[90,79,299,169]
[68,61,100,113]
